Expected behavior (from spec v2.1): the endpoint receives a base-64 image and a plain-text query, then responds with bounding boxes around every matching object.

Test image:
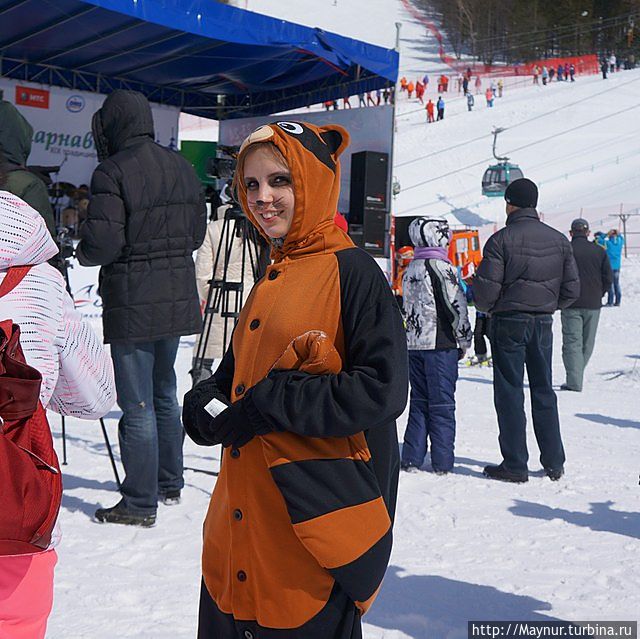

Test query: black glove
[183,379,228,446]
[188,389,274,449]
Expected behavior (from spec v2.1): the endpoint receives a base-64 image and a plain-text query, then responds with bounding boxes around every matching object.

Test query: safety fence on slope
[399,0,601,78]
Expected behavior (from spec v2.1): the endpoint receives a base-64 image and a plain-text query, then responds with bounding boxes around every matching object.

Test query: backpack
[0,266,62,555]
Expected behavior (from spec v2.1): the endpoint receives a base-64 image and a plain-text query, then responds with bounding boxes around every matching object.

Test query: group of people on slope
[532,62,576,85]
[424,76,505,120]
[425,96,446,122]
[398,177,623,486]
[322,86,396,111]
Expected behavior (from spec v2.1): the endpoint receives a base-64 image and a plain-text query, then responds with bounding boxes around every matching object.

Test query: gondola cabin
[482,162,524,197]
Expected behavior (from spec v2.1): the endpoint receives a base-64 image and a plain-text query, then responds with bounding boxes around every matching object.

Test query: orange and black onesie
[183,121,409,638]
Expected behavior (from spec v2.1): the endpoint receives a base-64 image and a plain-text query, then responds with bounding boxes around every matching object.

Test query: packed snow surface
[49,1,639,637]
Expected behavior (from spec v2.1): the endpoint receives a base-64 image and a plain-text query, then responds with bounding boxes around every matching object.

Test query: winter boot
[544,467,564,481]
[400,462,420,474]
[160,490,182,506]
[483,463,528,483]
[95,501,156,527]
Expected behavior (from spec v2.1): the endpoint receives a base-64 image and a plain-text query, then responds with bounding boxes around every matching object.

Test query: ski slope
[48,1,640,638]
[184,0,640,250]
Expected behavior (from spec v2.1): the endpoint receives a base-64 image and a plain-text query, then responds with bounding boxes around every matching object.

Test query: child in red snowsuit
[426,100,435,123]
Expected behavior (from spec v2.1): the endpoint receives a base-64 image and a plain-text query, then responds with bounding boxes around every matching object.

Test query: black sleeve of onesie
[246,248,409,438]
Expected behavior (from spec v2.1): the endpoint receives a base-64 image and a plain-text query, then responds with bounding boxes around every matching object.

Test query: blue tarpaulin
[0,0,398,118]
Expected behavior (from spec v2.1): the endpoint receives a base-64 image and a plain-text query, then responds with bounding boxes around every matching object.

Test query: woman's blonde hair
[232,141,289,199]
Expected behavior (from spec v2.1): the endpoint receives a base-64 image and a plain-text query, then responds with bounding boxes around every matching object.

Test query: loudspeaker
[349,151,389,224]
[349,209,388,257]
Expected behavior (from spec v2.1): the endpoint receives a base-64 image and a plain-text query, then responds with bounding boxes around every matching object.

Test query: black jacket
[474,208,580,315]
[568,235,613,309]
[76,91,206,343]
[0,100,56,237]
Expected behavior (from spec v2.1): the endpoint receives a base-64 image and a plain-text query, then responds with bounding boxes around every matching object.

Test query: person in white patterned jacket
[401,217,472,474]
[0,184,115,639]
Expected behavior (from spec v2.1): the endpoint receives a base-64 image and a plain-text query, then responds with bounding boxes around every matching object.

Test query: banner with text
[0,78,180,188]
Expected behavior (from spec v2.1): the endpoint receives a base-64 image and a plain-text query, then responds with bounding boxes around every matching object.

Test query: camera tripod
[191,206,268,386]
[57,252,121,489]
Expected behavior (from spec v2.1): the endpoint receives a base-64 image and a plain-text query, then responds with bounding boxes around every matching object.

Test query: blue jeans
[607,269,621,305]
[491,314,565,474]
[402,349,458,472]
[110,338,184,514]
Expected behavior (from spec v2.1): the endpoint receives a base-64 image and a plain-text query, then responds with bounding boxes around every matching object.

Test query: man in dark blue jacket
[474,178,579,483]
[561,219,612,392]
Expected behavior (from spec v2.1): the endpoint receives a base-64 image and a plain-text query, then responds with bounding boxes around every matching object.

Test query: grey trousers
[561,308,601,391]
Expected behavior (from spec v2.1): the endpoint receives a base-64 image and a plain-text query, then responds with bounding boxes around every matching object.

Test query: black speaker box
[349,209,388,257]
[349,151,389,224]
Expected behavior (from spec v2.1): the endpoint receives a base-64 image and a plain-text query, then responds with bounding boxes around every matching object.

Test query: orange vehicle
[448,228,482,270]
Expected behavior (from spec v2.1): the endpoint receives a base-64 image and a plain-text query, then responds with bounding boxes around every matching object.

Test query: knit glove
[199,395,272,449]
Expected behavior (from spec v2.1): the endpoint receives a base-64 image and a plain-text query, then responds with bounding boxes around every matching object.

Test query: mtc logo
[15,86,50,109]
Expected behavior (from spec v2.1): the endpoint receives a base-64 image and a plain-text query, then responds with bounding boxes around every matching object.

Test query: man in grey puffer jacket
[474,178,579,483]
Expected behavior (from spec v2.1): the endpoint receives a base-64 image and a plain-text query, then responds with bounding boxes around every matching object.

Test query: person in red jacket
[407,81,415,98]
[426,99,435,123]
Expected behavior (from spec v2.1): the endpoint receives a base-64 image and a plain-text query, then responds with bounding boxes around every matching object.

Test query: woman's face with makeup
[243,145,295,239]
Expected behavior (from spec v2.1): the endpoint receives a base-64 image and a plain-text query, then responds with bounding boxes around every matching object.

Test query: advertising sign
[0,78,180,188]
[15,85,50,109]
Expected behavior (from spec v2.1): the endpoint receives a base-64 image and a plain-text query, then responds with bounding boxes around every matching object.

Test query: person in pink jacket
[0,186,115,638]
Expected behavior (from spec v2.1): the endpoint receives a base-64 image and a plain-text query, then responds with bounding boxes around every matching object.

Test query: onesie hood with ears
[233,120,353,261]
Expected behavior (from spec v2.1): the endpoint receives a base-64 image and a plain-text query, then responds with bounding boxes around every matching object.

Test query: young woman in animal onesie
[183,120,408,638]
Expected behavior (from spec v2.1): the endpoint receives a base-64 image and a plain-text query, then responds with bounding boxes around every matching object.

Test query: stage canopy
[0,0,398,119]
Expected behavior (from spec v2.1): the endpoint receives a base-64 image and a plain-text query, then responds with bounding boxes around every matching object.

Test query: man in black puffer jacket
[77,90,206,526]
[560,218,612,393]
[474,178,579,483]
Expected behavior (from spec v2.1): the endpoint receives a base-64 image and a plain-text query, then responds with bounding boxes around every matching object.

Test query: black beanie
[504,178,538,209]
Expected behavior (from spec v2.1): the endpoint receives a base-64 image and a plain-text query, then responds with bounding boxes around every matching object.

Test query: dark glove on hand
[183,379,229,446]
[197,392,274,449]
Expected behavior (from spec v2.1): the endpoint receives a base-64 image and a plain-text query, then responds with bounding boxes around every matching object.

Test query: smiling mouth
[260,210,280,220]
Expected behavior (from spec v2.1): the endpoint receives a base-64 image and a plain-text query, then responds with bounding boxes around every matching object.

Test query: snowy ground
[47,1,640,637]
[48,261,640,638]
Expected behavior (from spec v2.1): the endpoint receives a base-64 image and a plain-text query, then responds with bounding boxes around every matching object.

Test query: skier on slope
[426,99,435,123]
[467,92,475,111]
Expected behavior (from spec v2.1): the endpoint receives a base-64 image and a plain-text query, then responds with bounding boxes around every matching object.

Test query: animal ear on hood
[319,125,349,160]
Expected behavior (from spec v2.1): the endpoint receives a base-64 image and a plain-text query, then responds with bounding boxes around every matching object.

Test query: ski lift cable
[400,102,640,194]
[396,129,640,215]
[395,74,640,168]
[397,146,640,217]
[446,12,640,52]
